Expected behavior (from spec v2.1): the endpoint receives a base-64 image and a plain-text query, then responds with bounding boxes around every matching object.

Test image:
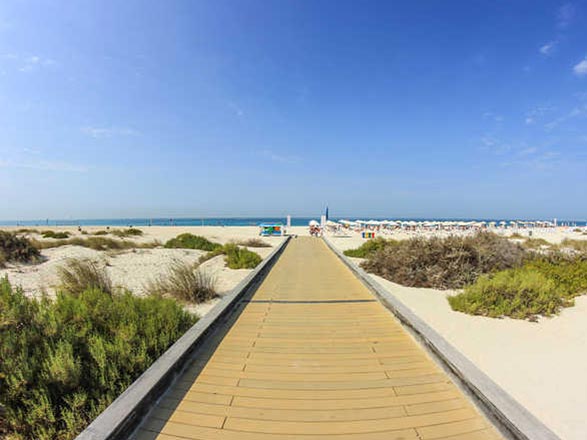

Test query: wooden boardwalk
[134,237,503,440]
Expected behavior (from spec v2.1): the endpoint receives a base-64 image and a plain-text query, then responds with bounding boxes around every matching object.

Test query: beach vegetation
[15,228,40,234]
[0,231,41,267]
[146,260,216,303]
[361,232,524,289]
[33,237,158,251]
[41,230,71,239]
[164,234,221,252]
[111,228,143,238]
[223,243,262,269]
[449,255,587,320]
[558,239,587,254]
[236,238,272,248]
[521,237,551,250]
[199,243,262,269]
[0,277,195,440]
[92,230,109,236]
[509,232,525,239]
[58,259,113,296]
[343,237,394,258]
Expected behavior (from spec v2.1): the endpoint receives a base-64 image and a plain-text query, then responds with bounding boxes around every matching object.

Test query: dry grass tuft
[236,238,272,248]
[0,231,41,267]
[146,260,216,303]
[58,259,113,296]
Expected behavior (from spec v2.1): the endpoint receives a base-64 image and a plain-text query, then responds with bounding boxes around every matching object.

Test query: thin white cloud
[525,105,554,125]
[0,159,87,172]
[479,136,511,155]
[18,55,57,73]
[539,41,557,55]
[573,58,587,76]
[544,104,587,130]
[482,112,504,123]
[81,126,139,138]
[557,3,575,28]
[260,149,301,164]
[518,147,538,156]
[227,101,244,117]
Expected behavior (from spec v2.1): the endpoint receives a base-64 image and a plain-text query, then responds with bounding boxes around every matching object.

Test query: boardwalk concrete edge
[75,236,291,440]
[322,236,561,440]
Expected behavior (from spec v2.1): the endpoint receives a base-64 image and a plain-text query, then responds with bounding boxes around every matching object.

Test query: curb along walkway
[134,237,503,440]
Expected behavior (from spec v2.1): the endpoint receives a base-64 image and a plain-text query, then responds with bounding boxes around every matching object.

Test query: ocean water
[1,217,585,227]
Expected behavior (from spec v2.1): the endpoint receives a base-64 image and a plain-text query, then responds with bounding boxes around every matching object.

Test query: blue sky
[1,1,586,220]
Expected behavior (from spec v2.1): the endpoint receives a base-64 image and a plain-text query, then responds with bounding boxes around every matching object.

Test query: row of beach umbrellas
[332,219,555,228]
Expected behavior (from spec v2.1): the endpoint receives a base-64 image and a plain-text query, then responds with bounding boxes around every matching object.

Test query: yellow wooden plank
[224,408,477,434]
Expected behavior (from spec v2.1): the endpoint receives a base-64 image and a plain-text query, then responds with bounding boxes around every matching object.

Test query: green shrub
[0,231,41,266]
[449,256,587,320]
[199,243,262,269]
[93,230,108,236]
[58,259,113,296]
[525,255,587,297]
[42,230,71,239]
[361,232,525,289]
[146,260,216,303]
[344,238,393,258]
[448,269,566,320]
[236,238,271,248]
[198,246,226,264]
[223,243,262,269]
[164,234,221,251]
[111,228,143,238]
[509,232,525,239]
[0,278,196,440]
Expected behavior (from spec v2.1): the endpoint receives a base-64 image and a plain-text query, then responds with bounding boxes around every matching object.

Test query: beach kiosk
[259,223,284,236]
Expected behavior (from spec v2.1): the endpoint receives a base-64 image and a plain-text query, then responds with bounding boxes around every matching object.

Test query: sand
[327,233,587,440]
[3,224,586,436]
[0,226,301,316]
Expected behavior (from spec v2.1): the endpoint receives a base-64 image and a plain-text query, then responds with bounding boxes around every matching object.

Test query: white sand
[327,235,587,440]
[3,224,586,436]
[0,226,296,317]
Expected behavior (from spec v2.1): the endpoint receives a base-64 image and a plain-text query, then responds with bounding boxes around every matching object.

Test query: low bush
[0,231,41,267]
[58,259,113,296]
[344,238,393,258]
[0,278,196,440]
[15,228,40,234]
[361,232,525,289]
[34,237,158,251]
[449,256,587,320]
[146,260,216,303]
[111,228,143,238]
[558,239,587,253]
[199,243,262,269]
[448,268,567,320]
[509,232,525,239]
[522,237,551,250]
[198,246,226,264]
[42,230,71,239]
[164,234,221,251]
[223,243,262,269]
[92,230,108,236]
[236,238,272,248]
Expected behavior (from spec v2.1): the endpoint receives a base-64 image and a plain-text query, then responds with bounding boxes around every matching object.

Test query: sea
[1,217,585,227]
